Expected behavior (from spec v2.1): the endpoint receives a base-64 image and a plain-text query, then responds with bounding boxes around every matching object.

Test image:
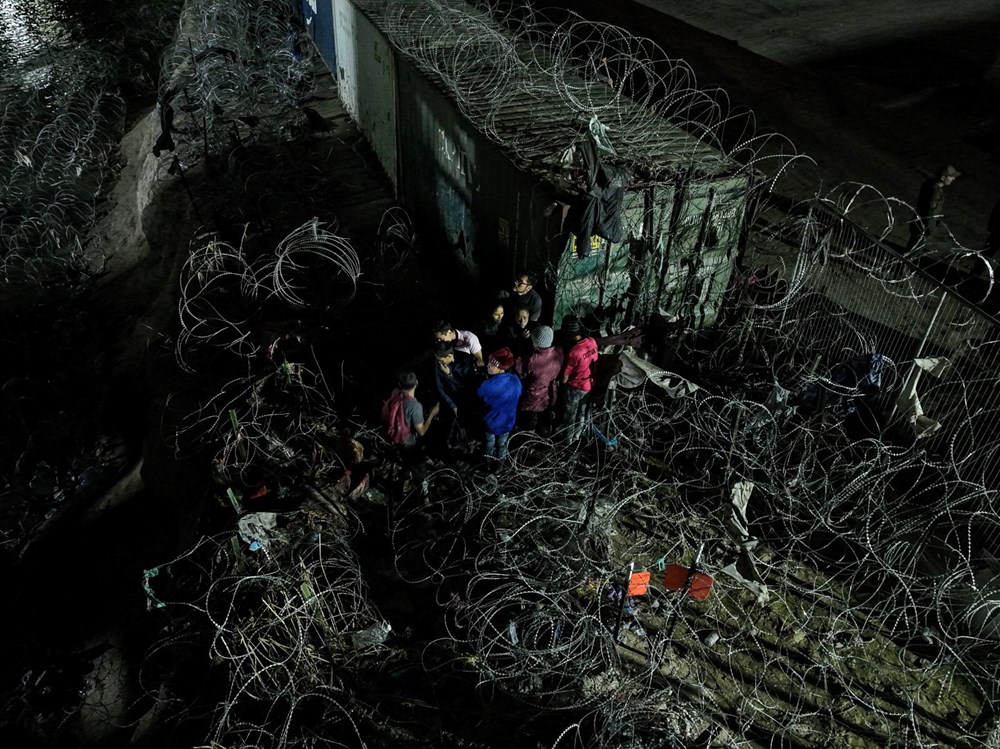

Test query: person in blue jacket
[477,347,522,472]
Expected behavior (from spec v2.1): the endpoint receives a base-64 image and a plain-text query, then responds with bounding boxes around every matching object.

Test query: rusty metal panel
[334,1,397,186]
[552,193,646,329]
[652,176,748,328]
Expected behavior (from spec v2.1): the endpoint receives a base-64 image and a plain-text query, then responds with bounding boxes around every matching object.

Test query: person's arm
[414,402,440,436]
[561,347,576,384]
[462,330,485,368]
[529,291,542,322]
[436,371,458,413]
[515,353,528,378]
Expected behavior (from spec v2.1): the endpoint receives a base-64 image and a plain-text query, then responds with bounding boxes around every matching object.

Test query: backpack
[381,390,412,445]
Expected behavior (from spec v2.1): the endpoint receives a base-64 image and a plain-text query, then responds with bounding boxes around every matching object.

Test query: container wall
[334,1,397,187]
[684,175,749,327]
[303,0,336,73]
[552,174,748,330]
[552,191,647,329]
[645,176,747,328]
[394,58,558,288]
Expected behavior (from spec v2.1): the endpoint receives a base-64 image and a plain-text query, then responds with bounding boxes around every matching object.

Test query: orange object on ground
[663,564,714,599]
[627,571,650,596]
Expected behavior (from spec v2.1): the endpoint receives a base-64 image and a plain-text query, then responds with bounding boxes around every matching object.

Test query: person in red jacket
[559,315,598,443]
[515,325,563,434]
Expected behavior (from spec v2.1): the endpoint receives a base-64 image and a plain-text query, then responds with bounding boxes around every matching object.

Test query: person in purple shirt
[477,347,522,472]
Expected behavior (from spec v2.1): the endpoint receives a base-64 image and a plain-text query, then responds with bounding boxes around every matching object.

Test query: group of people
[381,272,599,474]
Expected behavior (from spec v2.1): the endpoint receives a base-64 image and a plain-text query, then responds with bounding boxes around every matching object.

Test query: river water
[1,0,184,288]
[0,0,163,97]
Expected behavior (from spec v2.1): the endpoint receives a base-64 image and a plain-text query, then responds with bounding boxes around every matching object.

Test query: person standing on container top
[906,164,960,252]
[515,325,563,435]
[497,271,543,323]
[559,315,599,444]
[477,348,522,473]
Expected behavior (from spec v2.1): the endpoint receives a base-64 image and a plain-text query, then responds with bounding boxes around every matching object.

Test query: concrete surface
[564,0,1000,250]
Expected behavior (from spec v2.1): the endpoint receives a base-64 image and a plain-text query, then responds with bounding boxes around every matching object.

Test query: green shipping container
[344,0,752,330]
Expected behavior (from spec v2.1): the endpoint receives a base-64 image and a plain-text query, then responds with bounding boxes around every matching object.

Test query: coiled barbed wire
[364,0,801,185]
[158,0,318,168]
[175,218,361,374]
[141,511,389,749]
[0,75,123,286]
[380,372,998,746]
[138,3,1000,747]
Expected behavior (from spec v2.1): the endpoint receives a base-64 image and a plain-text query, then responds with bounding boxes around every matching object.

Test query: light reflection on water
[0,0,182,96]
[0,0,182,286]
[0,0,75,78]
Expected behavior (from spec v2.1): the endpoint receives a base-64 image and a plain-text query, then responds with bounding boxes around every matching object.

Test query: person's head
[397,369,418,392]
[514,306,530,329]
[562,314,582,340]
[486,347,514,376]
[512,271,536,296]
[531,325,554,350]
[433,341,455,366]
[487,303,505,324]
[939,164,961,186]
[433,320,457,343]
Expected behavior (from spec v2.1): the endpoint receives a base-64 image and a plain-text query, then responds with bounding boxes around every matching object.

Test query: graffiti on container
[498,217,510,247]
[438,127,476,188]
[714,204,740,220]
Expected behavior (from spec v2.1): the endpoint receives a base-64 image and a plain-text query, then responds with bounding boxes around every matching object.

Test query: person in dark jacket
[432,341,479,450]
[477,347,522,472]
[906,165,960,252]
[515,325,563,434]
[497,271,543,322]
[479,301,509,354]
[505,305,535,358]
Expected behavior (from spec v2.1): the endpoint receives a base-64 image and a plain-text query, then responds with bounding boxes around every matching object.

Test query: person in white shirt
[433,320,484,367]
